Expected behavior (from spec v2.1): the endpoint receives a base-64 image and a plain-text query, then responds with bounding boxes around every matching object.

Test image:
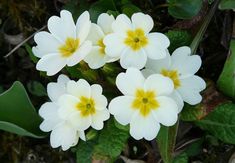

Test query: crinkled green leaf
[219,0,235,10]
[27,81,47,97]
[0,81,46,138]
[168,0,203,19]
[157,121,179,163]
[165,30,192,53]
[76,140,97,163]
[93,118,129,160]
[217,40,235,100]
[121,4,141,17]
[180,103,204,121]
[173,152,188,163]
[196,103,235,144]
[89,0,117,22]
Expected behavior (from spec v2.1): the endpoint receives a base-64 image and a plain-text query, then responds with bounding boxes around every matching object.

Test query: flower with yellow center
[58,79,110,131]
[39,75,86,151]
[103,12,170,69]
[33,10,92,76]
[109,68,178,140]
[143,46,206,112]
[84,13,119,69]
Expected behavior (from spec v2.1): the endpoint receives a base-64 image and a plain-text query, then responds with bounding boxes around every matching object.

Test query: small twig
[175,138,201,151]
[4,25,47,58]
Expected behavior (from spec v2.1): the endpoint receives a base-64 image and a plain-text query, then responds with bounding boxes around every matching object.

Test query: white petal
[86,23,104,44]
[130,112,160,140]
[116,68,145,96]
[84,46,106,69]
[97,13,115,34]
[39,102,60,132]
[144,74,174,96]
[177,75,206,105]
[50,121,79,150]
[144,33,169,60]
[68,112,92,130]
[109,96,135,125]
[112,14,132,33]
[47,82,67,102]
[67,79,91,98]
[103,33,126,58]
[76,11,91,43]
[66,41,92,66]
[131,13,153,33]
[171,46,202,76]
[141,69,155,78]
[57,74,70,85]
[58,94,79,119]
[145,51,171,73]
[152,96,178,126]
[36,54,66,76]
[169,91,184,113]
[120,48,147,69]
[79,130,86,141]
[91,84,107,110]
[48,10,76,42]
[91,109,110,130]
[33,31,61,58]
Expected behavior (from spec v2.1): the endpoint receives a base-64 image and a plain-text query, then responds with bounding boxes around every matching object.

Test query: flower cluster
[34,10,206,150]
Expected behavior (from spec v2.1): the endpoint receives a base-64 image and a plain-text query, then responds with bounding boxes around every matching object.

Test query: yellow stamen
[76,96,96,117]
[124,28,148,51]
[59,37,79,57]
[132,89,159,117]
[161,69,181,89]
[97,38,105,55]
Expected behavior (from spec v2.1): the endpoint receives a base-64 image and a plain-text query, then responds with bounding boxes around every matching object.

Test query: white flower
[33,10,92,76]
[143,46,206,112]
[103,12,170,69]
[84,13,118,69]
[109,68,178,140]
[58,79,110,131]
[39,75,85,151]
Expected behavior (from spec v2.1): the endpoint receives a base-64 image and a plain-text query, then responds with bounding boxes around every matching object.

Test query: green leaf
[157,121,179,163]
[76,140,97,163]
[173,152,188,163]
[0,81,46,138]
[217,40,235,100]
[27,81,47,97]
[121,4,141,17]
[219,0,235,10]
[190,0,220,54]
[25,43,38,63]
[168,0,203,19]
[89,0,117,22]
[165,30,192,53]
[93,118,129,160]
[196,103,235,144]
[180,103,204,121]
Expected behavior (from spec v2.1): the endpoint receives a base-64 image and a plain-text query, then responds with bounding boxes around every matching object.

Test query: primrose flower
[33,10,92,76]
[39,75,85,151]
[103,12,170,69]
[109,68,178,140]
[84,13,118,69]
[143,46,206,112]
[58,79,110,131]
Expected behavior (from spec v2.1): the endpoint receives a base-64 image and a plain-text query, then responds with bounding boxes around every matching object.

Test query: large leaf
[219,0,235,10]
[196,103,235,144]
[168,0,203,19]
[156,121,179,163]
[76,140,97,163]
[93,118,129,161]
[217,40,235,100]
[0,81,46,138]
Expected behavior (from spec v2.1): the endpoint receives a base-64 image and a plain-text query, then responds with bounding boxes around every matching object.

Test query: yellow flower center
[132,89,159,117]
[124,28,148,51]
[59,37,79,57]
[76,96,96,117]
[97,38,105,55]
[161,69,181,89]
